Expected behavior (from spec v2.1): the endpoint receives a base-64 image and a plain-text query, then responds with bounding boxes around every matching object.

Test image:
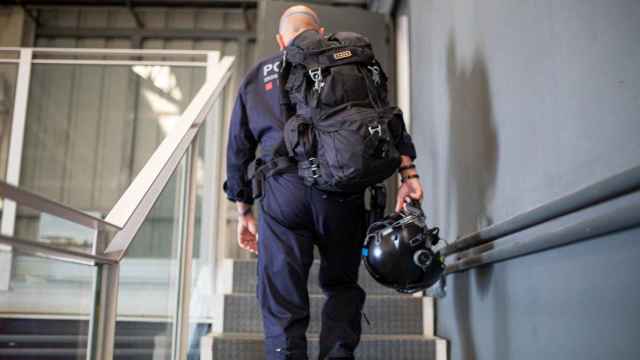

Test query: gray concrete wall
[402,0,640,359]
[437,226,640,360]
[407,0,640,238]
[0,7,33,47]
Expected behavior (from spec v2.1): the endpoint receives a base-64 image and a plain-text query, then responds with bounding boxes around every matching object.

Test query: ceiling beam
[2,0,258,8]
[37,26,256,41]
[4,0,368,8]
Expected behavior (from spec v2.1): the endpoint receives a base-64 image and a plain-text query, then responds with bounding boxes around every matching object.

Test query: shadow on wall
[446,33,498,237]
[446,33,500,360]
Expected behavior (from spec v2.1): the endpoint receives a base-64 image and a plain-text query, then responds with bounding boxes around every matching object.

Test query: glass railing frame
[0,47,235,360]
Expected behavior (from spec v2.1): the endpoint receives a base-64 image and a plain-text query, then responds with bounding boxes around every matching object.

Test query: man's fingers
[248,221,257,235]
[395,195,405,212]
[239,226,259,254]
[239,238,258,255]
[246,240,258,254]
[411,188,423,199]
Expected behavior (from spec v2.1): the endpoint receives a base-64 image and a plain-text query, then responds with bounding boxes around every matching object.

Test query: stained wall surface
[401,1,640,359]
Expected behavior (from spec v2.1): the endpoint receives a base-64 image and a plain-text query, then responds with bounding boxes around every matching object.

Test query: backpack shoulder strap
[278,50,295,121]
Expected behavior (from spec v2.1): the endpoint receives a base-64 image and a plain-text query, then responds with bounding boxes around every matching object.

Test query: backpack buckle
[308,67,325,92]
[368,124,382,136]
[308,157,321,178]
[368,65,381,85]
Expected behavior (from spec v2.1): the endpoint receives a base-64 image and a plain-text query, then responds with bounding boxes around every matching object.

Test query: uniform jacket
[223,54,417,205]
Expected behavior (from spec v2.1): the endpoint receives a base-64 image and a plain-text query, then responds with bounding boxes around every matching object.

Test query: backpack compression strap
[247,156,296,199]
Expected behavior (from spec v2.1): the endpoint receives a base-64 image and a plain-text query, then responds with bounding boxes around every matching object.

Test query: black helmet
[362,201,444,294]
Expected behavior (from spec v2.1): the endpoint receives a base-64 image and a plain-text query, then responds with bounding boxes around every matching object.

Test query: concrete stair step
[0,318,172,336]
[205,333,436,360]
[0,348,177,360]
[228,260,398,296]
[222,293,427,335]
[0,335,173,349]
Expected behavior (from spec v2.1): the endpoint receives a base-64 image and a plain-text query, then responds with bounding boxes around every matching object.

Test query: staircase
[202,259,443,359]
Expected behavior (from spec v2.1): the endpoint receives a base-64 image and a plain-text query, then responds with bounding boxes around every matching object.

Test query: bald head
[276,5,323,49]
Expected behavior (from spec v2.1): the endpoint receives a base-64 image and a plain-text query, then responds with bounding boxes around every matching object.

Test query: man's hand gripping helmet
[362,201,445,294]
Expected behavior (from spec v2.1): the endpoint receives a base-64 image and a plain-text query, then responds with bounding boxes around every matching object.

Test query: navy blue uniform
[224,54,416,360]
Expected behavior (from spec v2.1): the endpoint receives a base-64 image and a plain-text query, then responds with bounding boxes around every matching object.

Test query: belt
[247,156,296,199]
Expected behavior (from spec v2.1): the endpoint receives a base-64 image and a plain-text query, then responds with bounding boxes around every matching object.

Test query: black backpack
[255,30,403,195]
[247,30,404,198]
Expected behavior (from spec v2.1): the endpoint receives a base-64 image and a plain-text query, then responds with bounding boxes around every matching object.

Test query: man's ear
[319,27,325,36]
[276,34,286,50]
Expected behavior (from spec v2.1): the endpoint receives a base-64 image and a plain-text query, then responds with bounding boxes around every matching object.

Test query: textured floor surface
[206,259,437,359]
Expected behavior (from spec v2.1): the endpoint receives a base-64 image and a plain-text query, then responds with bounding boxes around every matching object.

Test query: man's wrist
[238,207,253,217]
[400,155,413,166]
[236,202,253,218]
[398,155,417,177]
[398,163,415,172]
[401,173,420,183]
[398,156,418,177]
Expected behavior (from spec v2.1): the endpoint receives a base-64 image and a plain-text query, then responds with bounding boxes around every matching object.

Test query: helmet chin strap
[393,201,426,229]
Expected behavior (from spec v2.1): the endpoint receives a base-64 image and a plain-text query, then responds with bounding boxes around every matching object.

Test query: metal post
[172,138,199,360]
[87,230,120,360]
[209,99,226,294]
[203,52,224,294]
[199,53,220,264]
[1,48,32,290]
[1,49,32,235]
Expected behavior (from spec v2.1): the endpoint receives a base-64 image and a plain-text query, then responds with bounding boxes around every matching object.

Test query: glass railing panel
[11,203,116,254]
[0,253,94,360]
[0,63,18,181]
[0,50,235,360]
[114,153,188,358]
[15,204,96,251]
[19,63,205,213]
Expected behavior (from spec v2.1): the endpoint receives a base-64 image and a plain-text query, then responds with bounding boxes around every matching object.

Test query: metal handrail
[442,164,640,257]
[0,47,214,56]
[445,189,640,274]
[0,47,213,66]
[0,181,121,232]
[0,234,117,266]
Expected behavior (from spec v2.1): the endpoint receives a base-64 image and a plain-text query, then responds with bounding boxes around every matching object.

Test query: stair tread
[222,292,425,335]
[207,331,437,360]
[212,333,436,341]
[225,293,418,299]
[230,259,403,296]
[0,335,163,341]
